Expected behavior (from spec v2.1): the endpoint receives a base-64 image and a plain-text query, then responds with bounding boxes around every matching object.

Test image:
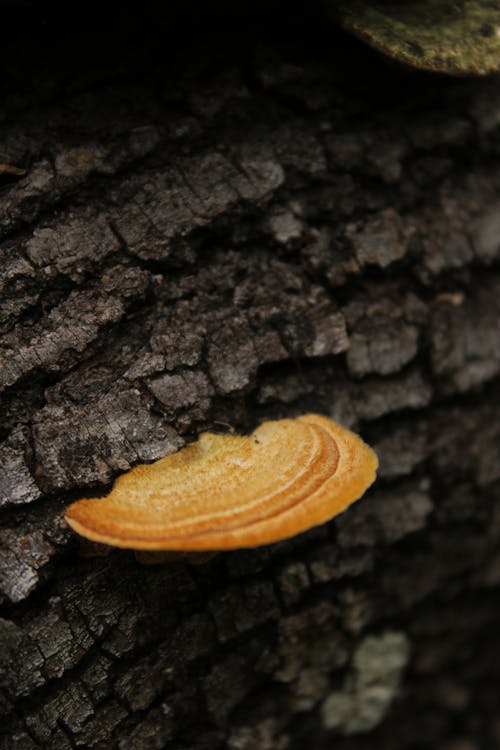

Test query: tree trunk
[1,3,500,749]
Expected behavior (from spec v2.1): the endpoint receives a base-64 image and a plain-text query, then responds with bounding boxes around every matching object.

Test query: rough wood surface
[1,3,500,749]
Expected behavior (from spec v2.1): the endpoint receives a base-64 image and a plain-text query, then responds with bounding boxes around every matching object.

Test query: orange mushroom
[64,414,377,551]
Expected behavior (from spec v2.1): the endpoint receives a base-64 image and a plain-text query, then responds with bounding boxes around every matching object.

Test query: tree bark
[1,3,500,749]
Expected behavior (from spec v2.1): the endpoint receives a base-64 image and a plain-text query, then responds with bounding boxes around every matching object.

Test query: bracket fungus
[65,414,378,552]
[331,0,500,76]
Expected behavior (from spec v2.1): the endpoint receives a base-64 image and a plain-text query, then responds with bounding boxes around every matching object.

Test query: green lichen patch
[331,0,500,76]
[321,631,410,734]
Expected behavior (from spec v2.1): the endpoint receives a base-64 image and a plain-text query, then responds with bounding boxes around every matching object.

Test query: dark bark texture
[1,3,500,748]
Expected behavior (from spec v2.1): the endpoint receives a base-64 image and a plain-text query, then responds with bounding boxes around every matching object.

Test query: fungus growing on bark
[332,0,500,76]
[65,414,378,551]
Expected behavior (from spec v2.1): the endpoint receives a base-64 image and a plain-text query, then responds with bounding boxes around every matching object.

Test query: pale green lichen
[321,631,410,734]
[331,0,500,76]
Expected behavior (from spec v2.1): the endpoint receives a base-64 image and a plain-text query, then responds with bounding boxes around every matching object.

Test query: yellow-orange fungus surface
[64,414,378,551]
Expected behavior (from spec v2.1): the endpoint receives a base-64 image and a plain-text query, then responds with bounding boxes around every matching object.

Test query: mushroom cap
[332,0,500,76]
[65,414,378,551]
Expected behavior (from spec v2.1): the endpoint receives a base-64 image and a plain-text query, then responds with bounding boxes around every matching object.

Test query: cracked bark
[1,2,500,749]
